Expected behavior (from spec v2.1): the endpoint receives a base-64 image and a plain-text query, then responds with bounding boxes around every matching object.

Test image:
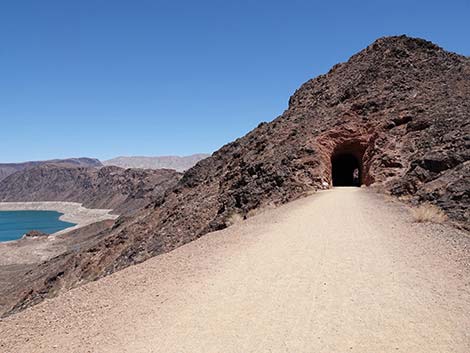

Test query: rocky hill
[0,158,102,182]
[2,35,469,317]
[0,164,181,215]
[103,154,210,172]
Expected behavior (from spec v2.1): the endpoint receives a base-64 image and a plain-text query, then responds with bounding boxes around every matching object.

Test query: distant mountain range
[0,154,207,214]
[0,158,102,182]
[103,154,210,172]
[0,164,181,215]
[0,154,209,182]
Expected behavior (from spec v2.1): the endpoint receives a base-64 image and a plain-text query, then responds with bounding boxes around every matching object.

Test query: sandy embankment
[0,201,118,235]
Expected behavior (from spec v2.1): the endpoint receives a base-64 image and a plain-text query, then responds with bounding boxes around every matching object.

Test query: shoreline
[0,201,119,236]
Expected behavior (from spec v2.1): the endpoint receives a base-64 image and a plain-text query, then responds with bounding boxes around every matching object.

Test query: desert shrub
[370,182,388,194]
[398,195,413,202]
[246,202,276,218]
[225,212,244,227]
[411,203,448,223]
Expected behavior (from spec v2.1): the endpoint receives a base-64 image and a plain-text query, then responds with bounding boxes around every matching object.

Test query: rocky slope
[0,158,102,182]
[2,35,469,317]
[103,154,210,172]
[0,164,181,215]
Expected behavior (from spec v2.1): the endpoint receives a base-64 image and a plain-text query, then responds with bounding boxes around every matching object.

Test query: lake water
[0,210,76,242]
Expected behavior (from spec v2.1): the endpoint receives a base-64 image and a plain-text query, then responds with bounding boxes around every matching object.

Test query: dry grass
[226,212,244,227]
[369,182,389,195]
[398,195,413,202]
[411,203,448,224]
[246,202,277,218]
[304,189,317,197]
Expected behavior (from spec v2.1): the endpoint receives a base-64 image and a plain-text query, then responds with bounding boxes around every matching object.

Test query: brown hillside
[0,165,181,215]
[0,158,102,182]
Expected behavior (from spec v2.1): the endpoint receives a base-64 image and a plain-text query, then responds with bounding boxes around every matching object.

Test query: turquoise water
[0,210,76,242]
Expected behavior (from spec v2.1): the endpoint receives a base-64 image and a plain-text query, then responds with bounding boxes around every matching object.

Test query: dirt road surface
[1,188,469,352]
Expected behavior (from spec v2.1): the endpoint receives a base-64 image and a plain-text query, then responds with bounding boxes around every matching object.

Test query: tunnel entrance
[331,153,361,186]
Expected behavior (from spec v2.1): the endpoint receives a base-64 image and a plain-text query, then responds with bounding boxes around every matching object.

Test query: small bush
[226,212,244,227]
[398,195,413,202]
[370,182,388,195]
[246,202,276,218]
[411,203,448,223]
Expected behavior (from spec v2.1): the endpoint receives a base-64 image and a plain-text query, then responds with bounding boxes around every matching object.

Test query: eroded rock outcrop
[2,35,469,317]
[22,230,49,239]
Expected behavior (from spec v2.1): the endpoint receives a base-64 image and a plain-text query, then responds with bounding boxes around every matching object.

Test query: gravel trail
[1,188,469,352]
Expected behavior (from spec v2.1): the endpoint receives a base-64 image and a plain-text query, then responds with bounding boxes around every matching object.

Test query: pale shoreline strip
[0,202,119,236]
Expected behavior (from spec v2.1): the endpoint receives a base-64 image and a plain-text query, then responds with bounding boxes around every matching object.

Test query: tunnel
[331,152,361,186]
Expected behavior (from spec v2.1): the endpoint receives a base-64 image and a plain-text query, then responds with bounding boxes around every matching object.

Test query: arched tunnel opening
[331,153,361,186]
[330,141,367,187]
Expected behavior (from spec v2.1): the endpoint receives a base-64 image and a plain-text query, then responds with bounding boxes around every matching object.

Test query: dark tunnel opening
[331,153,361,186]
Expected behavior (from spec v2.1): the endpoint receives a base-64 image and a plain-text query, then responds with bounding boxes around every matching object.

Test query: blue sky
[1,0,469,162]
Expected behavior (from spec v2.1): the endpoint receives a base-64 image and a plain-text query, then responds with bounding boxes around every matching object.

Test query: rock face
[0,165,182,215]
[22,230,49,239]
[2,35,469,317]
[0,158,102,182]
[103,154,210,172]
